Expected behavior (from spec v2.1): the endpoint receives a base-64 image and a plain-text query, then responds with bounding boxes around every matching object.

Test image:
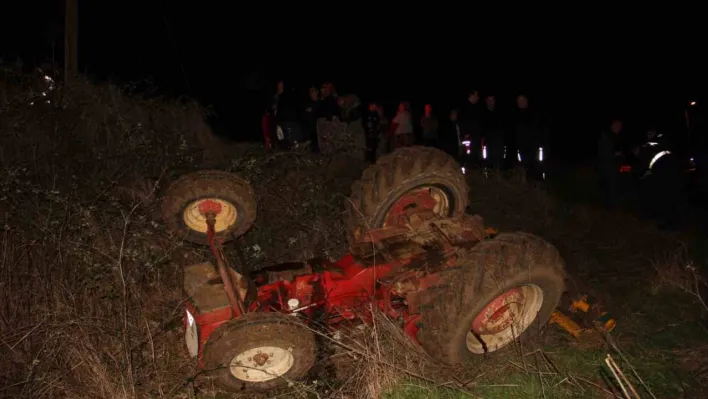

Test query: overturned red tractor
[161,146,566,393]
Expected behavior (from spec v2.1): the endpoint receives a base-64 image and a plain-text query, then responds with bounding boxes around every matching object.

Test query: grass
[383,277,708,398]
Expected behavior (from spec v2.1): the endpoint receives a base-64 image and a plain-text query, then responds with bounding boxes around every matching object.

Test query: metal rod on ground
[605,354,640,399]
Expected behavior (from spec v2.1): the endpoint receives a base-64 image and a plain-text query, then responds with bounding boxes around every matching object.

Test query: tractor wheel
[345,146,467,247]
[202,312,316,393]
[161,170,256,245]
[418,232,565,365]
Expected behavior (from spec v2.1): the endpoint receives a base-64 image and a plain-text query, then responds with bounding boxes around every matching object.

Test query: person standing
[457,90,483,163]
[363,102,381,162]
[511,94,547,180]
[376,104,389,157]
[390,101,414,149]
[635,128,684,227]
[303,86,320,153]
[420,104,439,148]
[597,118,624,208]
[481,94,504,169]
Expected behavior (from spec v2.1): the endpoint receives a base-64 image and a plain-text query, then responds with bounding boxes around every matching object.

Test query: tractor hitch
[202,201,246,318]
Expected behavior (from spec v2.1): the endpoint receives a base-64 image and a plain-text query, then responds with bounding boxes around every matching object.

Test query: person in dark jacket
[420,104,439,148]
[481,94,505,170]
[440,108,462,159]
[635,129,684,227]
[275,82,304,147]
[363,103,381,162]
[457,90,483,164]
[511,94,548,180]
[317,81,339,120]
[303,86,320,152]
[597,118,624,208]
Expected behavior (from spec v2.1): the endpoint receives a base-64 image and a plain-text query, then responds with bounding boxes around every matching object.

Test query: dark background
[4,2,706,163]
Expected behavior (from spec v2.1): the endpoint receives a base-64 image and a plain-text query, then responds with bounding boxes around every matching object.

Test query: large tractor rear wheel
[345,146,467,247]
[418,232,565,365]
[161,170,257,245]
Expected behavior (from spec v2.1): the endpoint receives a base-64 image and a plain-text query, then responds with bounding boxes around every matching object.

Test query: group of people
[364,90,549,179]
[262,82,550,181]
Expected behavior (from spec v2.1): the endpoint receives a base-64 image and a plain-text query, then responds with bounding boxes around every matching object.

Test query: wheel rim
[229,345,294,382]
[182,198,237,234]
[467,285,544,354]
[383,186,451,227]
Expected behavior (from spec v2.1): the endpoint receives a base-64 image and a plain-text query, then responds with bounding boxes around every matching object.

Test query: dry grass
[321,309,481,399]
[651,244,708,312]
[0,67,219,398]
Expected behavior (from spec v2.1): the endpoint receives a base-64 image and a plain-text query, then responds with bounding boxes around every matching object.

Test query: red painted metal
[198,199,222,215]
[184,300,231,367]
[185,210,490,363]
[206,214,244,318]
[470,288,523,335]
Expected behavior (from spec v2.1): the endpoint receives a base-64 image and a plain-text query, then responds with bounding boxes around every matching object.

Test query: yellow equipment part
[550,293,617,339]
[595,312,617,333]
[550,311,583,339]
[570,296,591,313]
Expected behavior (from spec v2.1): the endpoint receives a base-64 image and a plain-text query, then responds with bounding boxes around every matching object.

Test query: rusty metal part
[252,352,270,366]
[206,213,245,317]
[351,213,487,261]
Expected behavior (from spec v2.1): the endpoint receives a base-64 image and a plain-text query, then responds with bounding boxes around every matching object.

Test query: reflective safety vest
[516,147,544,162]
[638,140,671,179]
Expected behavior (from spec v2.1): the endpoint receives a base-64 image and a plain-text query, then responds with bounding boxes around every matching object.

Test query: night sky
[4,2,706,162]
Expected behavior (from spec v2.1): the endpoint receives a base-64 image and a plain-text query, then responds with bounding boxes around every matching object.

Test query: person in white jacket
[390,102,413,149]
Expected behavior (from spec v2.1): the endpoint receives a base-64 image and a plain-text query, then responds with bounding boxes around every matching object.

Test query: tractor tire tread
[345,146,468,250]
[418,232,565,365]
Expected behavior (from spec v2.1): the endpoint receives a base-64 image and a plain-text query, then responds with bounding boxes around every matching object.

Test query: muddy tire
[161,170,256,245]
[345,146,467,247]
[202,313,316,393]
[418,232,565,365]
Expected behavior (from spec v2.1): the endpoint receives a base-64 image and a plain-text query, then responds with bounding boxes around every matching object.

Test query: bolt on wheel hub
[252,352,269,367]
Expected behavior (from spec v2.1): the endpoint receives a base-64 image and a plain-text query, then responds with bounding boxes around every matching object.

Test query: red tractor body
[163,147,565,393]
[184,210,492,365]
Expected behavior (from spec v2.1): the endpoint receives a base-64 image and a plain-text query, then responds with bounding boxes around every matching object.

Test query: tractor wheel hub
[230,346,294,382]
[384,186,450,228]
[183,198,237,234]
[472,288,524,335]
[466,285,545,354]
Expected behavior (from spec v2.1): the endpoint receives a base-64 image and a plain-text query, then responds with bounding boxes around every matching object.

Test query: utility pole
[64,0,78,82]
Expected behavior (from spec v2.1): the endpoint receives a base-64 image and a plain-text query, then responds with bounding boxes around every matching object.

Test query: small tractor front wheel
[418,232,565,365]
[202,313,316,393]
[161,170,257,245]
